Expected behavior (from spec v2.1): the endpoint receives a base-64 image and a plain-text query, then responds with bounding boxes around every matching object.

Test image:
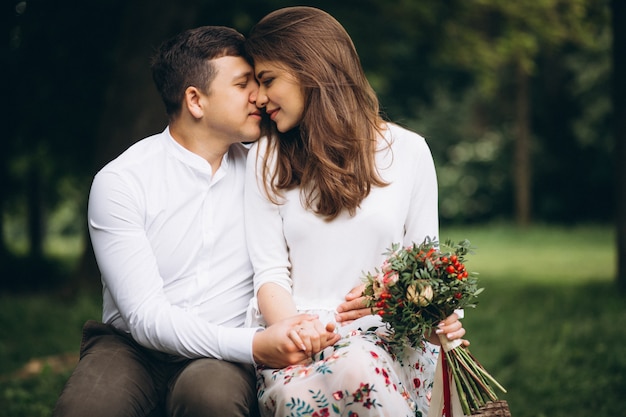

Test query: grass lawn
[0,223,624,417]
[442,223,625,417]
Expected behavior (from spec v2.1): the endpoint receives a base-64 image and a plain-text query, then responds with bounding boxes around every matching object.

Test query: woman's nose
[255,90,268,108]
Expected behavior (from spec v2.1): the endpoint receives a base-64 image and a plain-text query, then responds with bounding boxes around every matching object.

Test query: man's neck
[169,123,230,175]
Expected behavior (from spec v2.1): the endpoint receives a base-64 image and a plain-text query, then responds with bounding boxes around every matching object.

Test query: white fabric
[245,122,441,416]
[427,337,467,417]
[88,127,258,363]
[245,122,439,324]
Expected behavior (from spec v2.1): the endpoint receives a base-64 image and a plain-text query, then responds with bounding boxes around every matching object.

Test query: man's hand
[335,283,371,325]
[252,314,340,368]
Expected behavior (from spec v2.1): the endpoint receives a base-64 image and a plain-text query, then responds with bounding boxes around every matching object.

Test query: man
[53,26,339,417]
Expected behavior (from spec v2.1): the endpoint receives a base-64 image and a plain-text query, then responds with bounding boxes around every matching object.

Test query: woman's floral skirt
[256,315,439,417]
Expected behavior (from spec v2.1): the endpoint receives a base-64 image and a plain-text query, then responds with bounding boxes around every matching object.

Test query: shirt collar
[161,126,230,176]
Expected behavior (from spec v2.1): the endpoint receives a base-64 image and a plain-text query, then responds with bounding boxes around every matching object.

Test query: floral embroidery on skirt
[256,318,439,417]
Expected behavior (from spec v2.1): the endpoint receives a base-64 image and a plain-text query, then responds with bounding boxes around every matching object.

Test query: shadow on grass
[0,288,100,417]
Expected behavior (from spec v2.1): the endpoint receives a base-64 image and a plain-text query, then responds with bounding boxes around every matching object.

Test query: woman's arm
[257,282,298,325]
[258,282,339,355]
[245,141,339,356]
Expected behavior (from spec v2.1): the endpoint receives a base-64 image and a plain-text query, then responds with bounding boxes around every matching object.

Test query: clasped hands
[252,283,467,369]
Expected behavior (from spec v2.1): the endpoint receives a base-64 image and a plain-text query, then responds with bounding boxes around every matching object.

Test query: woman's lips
[267,108,279,121]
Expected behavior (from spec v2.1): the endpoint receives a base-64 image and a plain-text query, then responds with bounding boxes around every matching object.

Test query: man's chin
[240,129,261,144]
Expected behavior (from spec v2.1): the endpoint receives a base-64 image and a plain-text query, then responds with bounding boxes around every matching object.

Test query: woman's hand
[287,318,338,356]
[253,314,340,368]
[429,312,470,347]
[335,283,371,325]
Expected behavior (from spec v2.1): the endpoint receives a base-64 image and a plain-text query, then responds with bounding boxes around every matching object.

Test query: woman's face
[254,60,305,133]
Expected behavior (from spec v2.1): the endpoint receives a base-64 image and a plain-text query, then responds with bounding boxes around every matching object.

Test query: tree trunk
[613,0,626,292]
[513,61,532,227]
[26,165,44,259]
[70,0,201,292]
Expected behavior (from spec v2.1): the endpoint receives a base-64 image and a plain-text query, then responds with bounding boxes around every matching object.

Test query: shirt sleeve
[403,134,440,246]
[243,140,293,297]
[88,169,258,363]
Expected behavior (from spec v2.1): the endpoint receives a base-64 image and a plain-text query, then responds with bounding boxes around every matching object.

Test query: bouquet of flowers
[363,237,508,416]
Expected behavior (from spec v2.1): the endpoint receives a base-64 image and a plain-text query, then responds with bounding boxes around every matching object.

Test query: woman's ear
[184,86,204,119]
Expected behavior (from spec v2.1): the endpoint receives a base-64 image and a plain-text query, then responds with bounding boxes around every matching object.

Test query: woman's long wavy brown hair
[246,6,388,220]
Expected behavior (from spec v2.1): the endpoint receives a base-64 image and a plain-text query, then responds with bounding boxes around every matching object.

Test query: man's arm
[89,166,256,363]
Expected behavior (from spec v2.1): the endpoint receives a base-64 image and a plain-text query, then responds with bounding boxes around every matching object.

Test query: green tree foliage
[1,0,615,290]
[427,0,611,225]
[395,0,611,225]
[2,0,125,290]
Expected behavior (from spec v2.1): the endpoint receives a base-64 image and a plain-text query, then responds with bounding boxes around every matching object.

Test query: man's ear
[184,86,204,119]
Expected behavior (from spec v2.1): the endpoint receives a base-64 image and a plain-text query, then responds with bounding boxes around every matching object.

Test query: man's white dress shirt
[88,127,258,363]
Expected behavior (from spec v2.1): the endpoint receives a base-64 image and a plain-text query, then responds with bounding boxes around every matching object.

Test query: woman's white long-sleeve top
[244,123,439,324]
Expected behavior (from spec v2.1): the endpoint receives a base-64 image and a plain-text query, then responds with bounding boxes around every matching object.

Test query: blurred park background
[1,0,625,416]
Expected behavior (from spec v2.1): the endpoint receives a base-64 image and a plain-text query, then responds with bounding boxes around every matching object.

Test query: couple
[54,6,467,417]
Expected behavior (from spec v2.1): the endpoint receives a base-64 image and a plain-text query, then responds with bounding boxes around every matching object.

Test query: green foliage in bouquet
[363,237,483,348]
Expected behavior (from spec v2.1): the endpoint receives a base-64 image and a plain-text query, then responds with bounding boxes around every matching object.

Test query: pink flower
[383,271,399,285]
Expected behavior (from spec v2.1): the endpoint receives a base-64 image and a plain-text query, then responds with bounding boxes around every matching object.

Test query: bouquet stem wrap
[427,335,466,417]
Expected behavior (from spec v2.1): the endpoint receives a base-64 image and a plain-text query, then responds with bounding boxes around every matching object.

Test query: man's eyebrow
[232,70,253,81]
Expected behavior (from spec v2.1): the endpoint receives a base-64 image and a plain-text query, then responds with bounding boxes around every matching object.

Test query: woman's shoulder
[383,122,429,153]
[245,136,277,175]
[246,136,270,160]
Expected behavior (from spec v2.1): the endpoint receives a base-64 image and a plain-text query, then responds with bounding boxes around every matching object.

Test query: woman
[244,6,466,417]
